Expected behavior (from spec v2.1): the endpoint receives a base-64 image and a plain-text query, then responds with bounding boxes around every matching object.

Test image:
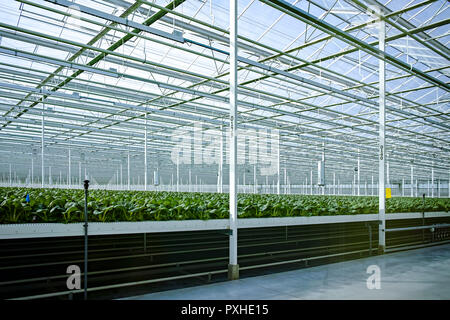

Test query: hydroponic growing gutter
[1,211,449,239]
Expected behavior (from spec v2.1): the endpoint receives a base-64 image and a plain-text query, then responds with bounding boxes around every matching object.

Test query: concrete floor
[123,244,450,300]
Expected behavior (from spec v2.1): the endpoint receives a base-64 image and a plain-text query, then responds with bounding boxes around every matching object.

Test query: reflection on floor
[123,243,450,300]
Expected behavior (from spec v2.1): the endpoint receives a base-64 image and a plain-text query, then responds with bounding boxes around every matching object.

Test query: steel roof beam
[1,0,185,129]
[260,0,449,91]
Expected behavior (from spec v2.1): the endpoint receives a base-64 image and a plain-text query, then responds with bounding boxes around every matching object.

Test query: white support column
[333,172,336,195]
[228,0,239,280]
[41,102,45,188]
[176,155,180,192]
[357,150,360,196]
[127,150,130,191]
[378,14,386,254]
[415,179,418,197]
[9,164,12,186]
[438,178,440,198]
[221,127,224,193]
[31,157,34,186]
[310,169,313,195]
[218,127,223,193]
[253,164,257,194]
[321,143,325,195]
[144,113,148,191]
[277,134,280,195]
[120,162,123,190]
[189,168,192,192]
[402,178,405,197]
[284,167,287,194]
[386,161,390,189]
[79,161,81,186]
[372,175,374,196]
[353,171,356,196]
[410,165,413,197]
[431,166,434,198]
[68,148,71,188]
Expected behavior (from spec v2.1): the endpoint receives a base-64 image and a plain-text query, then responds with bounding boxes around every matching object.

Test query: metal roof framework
[0,0,448,190]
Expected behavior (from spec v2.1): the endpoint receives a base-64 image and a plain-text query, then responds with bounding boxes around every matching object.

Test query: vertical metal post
[176,155,180,192]
[321,143,325,195]
[49,166,52,185]
[353,171,356,196]
[333,172,336,195]
[410,165,413,197]
[189,168,192,192]
[218,128,223,193]
[431,166,434,198]
[83,179,90,300]
[9,164,12,186]
[228,0,239,281]
[386,161,390,189]
[357,150,360,196]
[415,179,418,197]
[78,161,81,186]
[253,164,257,194]
[277,134,280,195]
[437,179,440,198]
[128,150,130,191]
[310,169,313,195]
[220,127,224,193]
[41,102,45,188]
[68,148,71,188]
[120,162,123,190]
[378,13,386,254]
[284,167,287,194]
[402,178,405,197]
[422,194,425,242]
[372,175,374,196]
[31,157,34,186]
[144,113,148,191]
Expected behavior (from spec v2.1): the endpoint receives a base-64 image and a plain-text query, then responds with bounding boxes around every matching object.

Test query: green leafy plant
[0,187,448,224]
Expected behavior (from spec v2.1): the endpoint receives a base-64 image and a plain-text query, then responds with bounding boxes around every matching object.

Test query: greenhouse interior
[0,0,449,303]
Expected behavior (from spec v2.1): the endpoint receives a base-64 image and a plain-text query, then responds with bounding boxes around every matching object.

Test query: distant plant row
[0,187,448,224]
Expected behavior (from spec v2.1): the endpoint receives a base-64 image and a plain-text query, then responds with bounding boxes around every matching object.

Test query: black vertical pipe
[83,179,89,300]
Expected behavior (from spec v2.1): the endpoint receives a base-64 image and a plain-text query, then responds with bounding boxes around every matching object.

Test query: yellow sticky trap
[386,188,391,199]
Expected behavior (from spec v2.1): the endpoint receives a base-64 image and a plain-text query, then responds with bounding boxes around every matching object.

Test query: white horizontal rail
[0,212,448,239]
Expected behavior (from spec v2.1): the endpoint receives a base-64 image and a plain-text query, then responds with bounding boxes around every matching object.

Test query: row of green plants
[0,187,448,224]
